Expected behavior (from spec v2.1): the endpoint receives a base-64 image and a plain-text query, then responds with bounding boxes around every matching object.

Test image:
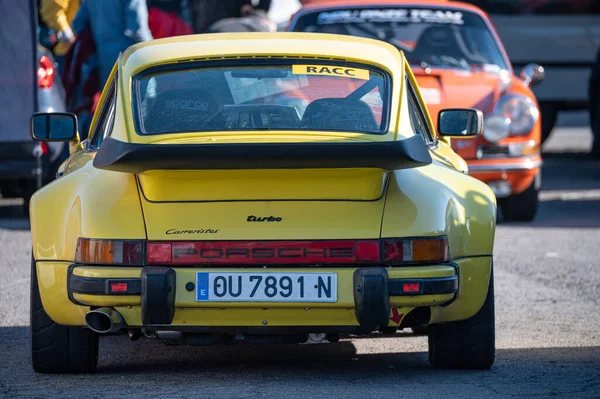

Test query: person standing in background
[39,0,80,67]
[72,0,153,88]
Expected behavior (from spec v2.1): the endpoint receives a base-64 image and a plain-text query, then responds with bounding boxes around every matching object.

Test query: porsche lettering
[172,246,354,260]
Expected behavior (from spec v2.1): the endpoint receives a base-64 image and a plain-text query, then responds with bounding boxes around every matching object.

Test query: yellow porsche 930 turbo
[29,33,496,373]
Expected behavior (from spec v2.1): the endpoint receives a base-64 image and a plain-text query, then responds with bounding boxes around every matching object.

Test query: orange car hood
[413,68,509,159]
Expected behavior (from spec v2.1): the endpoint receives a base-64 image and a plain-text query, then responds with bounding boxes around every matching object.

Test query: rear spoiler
[93,136,432,173]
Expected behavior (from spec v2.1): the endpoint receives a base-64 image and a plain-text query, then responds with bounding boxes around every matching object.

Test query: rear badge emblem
[247,215,282,222]
[166,229,219,235]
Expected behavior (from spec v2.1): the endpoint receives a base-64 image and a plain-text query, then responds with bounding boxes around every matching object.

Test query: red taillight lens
[38,55,55,88]
[146,240,381,266]
[147,243,172,264]
[383,237,449,264]
[403,282,421,293]
[110,282,128,292]
[39,142,49,155]
[75,238,144,265]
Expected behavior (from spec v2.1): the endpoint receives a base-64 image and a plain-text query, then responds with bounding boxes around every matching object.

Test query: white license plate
[195,272,337,302]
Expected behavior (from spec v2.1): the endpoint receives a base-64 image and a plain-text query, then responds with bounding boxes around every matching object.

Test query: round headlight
[483,114,511,143]
[495,94,539,135]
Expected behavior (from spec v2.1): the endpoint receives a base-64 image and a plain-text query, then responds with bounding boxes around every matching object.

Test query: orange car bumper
[467,155,541,197]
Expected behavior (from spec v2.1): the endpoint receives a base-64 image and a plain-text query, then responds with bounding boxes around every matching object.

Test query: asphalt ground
[0,116,599,398]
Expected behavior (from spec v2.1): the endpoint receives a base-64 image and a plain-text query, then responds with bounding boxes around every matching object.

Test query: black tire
[540,102,557,144]
[501,181,539,222]
[428,268,495,369]
[30,255,99,373]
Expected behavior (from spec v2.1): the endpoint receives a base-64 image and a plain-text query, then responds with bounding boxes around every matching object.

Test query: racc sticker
[292,65,370,80]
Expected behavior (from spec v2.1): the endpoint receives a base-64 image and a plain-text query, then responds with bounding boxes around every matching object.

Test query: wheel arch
[30,163,146,261]
[381,163,496,258]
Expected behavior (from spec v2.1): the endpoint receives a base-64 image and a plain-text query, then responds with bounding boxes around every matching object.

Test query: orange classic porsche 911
[290,0,544,221]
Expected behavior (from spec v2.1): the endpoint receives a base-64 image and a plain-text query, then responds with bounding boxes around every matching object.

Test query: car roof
[123,32,405,75]
[115,33,408,144]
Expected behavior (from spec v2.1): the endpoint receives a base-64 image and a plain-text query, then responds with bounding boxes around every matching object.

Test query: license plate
[195,272,337,302]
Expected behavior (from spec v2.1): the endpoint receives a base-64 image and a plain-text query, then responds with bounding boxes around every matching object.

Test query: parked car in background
[0,0,67,215]
[289,0,544,220]
[461,0,600,143]
[0,47,67,214]
[29,32,496,373]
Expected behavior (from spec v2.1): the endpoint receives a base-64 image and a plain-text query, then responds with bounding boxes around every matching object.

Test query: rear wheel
[30,255,99,373]
[428,268,495,369]
[501,181,539,222]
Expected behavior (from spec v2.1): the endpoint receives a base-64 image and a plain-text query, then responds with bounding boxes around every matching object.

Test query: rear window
[292,7,508,72]
[133,60,390,135]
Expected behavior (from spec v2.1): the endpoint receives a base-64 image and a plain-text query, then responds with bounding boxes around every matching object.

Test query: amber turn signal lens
[75,238,144,265]
[382,237,449,264]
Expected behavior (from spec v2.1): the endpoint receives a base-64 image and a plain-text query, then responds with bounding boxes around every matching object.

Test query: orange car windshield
[293,7,509,72]
[132,61,389,135]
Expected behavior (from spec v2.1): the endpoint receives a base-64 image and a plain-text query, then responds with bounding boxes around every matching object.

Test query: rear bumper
[36,257,492,330]
[68,270,459,298]
[467,156,541,197]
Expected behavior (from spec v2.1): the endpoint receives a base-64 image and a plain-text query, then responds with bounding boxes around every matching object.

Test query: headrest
[144,89,219,133]
[302,98,379,132]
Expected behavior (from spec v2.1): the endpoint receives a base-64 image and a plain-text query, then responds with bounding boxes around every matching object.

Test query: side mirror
[438,108,483,138]
[30,112,78,141]
[520,63,544,87]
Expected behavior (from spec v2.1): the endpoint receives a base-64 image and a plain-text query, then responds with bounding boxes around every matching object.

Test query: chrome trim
[468,158,542,172]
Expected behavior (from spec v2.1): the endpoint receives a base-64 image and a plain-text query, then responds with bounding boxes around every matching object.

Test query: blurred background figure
[72,0,154,87]
[187,0,229,32]
[61,0,153,140]
[39,0,80,64]
[191,0,276,33]
[147,0,193,39]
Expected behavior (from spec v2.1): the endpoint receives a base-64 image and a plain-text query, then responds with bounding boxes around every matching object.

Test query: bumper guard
[68,266,458,330]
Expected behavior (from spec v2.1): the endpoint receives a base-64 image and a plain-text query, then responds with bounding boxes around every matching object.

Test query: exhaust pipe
[85,307,125,334]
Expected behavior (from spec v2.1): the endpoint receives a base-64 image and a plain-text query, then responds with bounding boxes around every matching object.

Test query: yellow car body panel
[30,33,495,333]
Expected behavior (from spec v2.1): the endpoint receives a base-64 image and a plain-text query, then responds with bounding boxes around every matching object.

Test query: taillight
[382,237,449,264]
[39,142,49,155]
[75,237,448,266]
[146,240,381,266]
[38,55,54,88]
[75,238,144,265]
